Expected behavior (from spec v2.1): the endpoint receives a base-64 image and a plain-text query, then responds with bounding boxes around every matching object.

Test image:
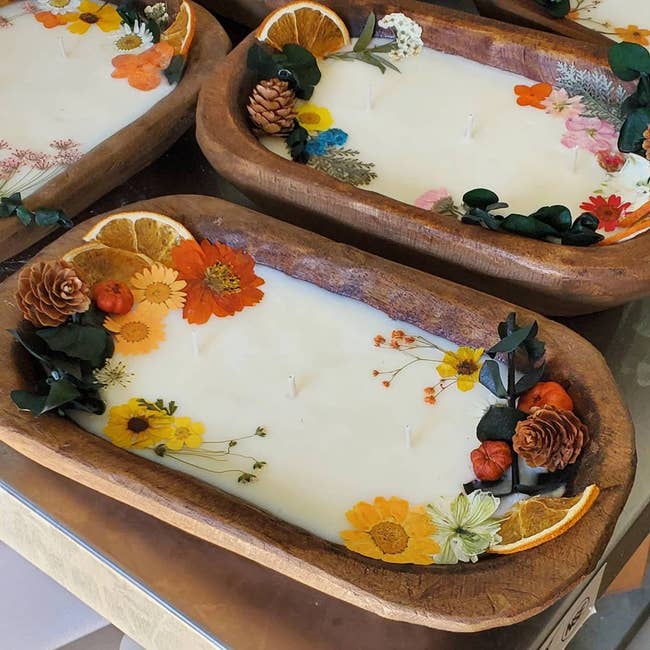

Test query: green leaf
[0,193,22,218]
[278,44,321,99]
[561,213,604,246]
[619,107,650,153]
[285,123,310,163]
[11,390,48,416]
[15,205,33,226]
[476,405,528,442]
[523,337,546,364]
[529,205,572,232]
[355,12,375,52]
[609,42,650,81]
[487,322,536,355]
[479,360,507,398]
[368,41,398,54]
[463,188,499,210]
[461,208,503,231]
[514,364,546,396]
[44,378,81,413]
[247,43,278,80]
[37,324,112,368]
[500,214,559,239]
[164,55,186,85]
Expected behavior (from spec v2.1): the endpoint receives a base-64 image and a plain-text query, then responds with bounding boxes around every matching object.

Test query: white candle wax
[0,5,173,197]
[569,0,650,49]
[72,266,505,544]
[263,41,650,218]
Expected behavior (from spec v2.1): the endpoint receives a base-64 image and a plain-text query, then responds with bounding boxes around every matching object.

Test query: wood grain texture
[195,0,650,317]
[474,0,614,46]
[0,194,635,631]
[0,2,231,263]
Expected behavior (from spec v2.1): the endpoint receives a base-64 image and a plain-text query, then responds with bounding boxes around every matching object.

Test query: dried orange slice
[62,243,152,288]
[83,211,194,267]
[489,484,599,555]
[256,1,350,58]
[161,0,196,57]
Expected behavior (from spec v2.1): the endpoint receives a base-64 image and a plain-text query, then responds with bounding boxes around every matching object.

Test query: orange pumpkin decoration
[518,381,574,414]
[470,441,512,482]
[93,280,134,315]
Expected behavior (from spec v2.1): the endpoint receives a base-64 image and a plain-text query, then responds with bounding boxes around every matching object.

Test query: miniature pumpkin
[93,280,134,315]
[471,441,513,482]
[518,381,574,414]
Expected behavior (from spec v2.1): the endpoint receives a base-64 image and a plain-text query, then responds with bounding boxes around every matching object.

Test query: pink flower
[0,157,23,176]
[541,88,584,119]
[561,116,618,154]
[415,187,452,210]
[0,17,11,29]
[0,140,8,150]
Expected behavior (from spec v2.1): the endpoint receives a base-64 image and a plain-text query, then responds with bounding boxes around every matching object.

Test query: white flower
[378,13,423,61]
[114,21,155,53]
[144,2,169,28]
[37,0,80,15]
[426,491,502,564]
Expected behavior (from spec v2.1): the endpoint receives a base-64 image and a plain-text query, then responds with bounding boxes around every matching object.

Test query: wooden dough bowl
[0,1,231,263]
[0,195,635,631]
[196,0,650,317]
[474,0,615,47]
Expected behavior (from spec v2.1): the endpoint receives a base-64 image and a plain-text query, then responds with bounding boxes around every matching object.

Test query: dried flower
[16,260,90,327]
[597,150,626,172]
[378,13,423,60]
[144,2,169,28]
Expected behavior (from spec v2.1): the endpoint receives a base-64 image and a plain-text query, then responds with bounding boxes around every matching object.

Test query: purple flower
[561,116,618,154]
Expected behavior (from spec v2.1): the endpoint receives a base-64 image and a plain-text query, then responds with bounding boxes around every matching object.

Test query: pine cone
[16,260,90,327]
[512,405,588,472]
[247,78,296,136]
[643,126,650,161]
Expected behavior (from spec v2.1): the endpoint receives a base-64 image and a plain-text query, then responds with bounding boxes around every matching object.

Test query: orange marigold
[171,239,265,324]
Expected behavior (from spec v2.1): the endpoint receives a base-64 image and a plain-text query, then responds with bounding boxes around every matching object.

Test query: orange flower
[614,25,650,46]
[171,239,265,324]
[35,11,68,28]
[111,41,174,91]
[514,82,553,109]
[373,334,385,346]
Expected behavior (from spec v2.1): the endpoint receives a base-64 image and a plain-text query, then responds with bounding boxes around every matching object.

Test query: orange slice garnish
[161,0,196,57]
[489,484,599,554]
[256,1,350,58]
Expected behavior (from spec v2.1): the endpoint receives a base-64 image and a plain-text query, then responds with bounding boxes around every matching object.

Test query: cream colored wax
[0,4,173,197]
[263,42,650,219]
[73,267,508,544]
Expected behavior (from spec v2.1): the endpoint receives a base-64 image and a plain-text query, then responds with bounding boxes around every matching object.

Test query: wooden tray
[474,0,615,46]
[0,194,635,631]
[0,2,230,263]
[196,0,650,317]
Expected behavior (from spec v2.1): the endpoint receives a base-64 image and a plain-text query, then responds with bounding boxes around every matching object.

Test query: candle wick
[58,36,68,59]
[288,375,297,399]
[366,83,373,111]
[405,424,412,448]
[572,146,579,173]
[191,329,200,358]
[464,114,474,142]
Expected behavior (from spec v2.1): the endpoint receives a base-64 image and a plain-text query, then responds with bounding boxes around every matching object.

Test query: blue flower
[304,128,349,156]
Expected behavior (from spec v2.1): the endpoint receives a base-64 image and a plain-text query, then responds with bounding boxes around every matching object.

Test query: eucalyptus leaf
[44,378,81,413]
[164,55,186,85]
[355,12,375,52]
[15,206,33,226]
[619,106,650,153]
[514,363,546,396]
[11,390,48,416]
[463,188,499,210]
[0,193,22,218]
[476,405,528,442]
[479,360,507,398]
[37,324,112,368]
[487,322,536,355]
[461,208,503,231]
[500,213,559,239]
[529,205,572,232]
[609,42,650,81]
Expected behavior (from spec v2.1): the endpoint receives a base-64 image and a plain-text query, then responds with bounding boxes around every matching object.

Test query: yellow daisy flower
[104,304,165,355]
[296,104,334,132]
[165,416,205,451]
[436,346,484,392]
[104,398,174,449]
[64,0,121,35]
[340,496,439,565]
[131,263,186,313]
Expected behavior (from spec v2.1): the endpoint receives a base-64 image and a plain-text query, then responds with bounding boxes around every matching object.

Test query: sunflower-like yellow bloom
[341,497,439,565]
[65,0,121,35]
[131,263,186,314]
[104,398,174,449]
[296,104,334,132]
[436,346,484,392]
[165,416,205,451]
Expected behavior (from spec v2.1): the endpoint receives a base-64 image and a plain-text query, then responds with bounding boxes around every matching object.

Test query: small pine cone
[512,405,588,472]
[643,126,650,161]
[247,78,296,136]
[16,260,90,327]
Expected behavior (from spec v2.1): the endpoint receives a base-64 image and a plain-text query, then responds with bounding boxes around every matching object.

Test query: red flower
[171,239,264,324]
[596,150,626,173]
[579,194,631,232]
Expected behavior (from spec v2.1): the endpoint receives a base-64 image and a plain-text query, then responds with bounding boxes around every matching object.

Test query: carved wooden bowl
[0,1,231,262]
[195,0,650,316]
[0,195,635,631]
